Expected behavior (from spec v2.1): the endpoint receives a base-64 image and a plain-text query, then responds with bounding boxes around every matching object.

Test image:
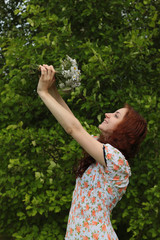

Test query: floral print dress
[65,143,131,240]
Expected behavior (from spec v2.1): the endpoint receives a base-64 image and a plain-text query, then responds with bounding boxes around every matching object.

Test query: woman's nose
[105,113,111,118]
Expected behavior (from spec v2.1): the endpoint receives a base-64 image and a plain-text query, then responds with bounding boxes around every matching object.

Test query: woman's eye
[115,114,118,118]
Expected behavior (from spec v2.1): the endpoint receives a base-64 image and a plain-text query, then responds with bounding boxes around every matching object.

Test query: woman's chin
[98,122,106,131]
[98,124,103,131]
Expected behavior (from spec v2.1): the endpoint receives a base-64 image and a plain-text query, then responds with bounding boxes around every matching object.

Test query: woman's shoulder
[91,135,131,175]
[103,143,131,175]
[105,143,124,156]
[103,143,125,159]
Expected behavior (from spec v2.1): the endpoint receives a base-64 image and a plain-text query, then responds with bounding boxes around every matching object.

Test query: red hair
[75,104,147,178]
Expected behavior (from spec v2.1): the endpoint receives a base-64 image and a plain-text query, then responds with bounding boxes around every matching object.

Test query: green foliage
[0,0,160,239]
[0,122,79,239]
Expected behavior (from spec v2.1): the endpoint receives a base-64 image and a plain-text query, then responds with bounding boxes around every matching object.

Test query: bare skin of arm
[37,64,106,167]
[49,86,74,115]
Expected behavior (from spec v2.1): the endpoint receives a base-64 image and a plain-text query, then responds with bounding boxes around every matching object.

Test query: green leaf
[27,18,34,26]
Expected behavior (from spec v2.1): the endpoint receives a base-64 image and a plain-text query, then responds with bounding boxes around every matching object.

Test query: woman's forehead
[116,108,128,116]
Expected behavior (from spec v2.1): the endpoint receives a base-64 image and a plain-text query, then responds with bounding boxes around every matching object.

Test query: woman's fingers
[42,64,55,79]
[38,65,56,92]
[40,64,55,81]
[40,66,47,79]
[49,65,56,81]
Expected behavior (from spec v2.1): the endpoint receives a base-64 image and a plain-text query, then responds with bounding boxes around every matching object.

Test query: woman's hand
[37,64,56,94]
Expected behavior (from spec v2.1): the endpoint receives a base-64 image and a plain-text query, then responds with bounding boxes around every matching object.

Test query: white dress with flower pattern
[65,143,131,240]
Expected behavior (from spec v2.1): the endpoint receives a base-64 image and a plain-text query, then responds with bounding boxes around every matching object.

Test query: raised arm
[37,64,106,167]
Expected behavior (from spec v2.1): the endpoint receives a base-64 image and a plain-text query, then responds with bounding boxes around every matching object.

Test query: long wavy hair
[75,104,147,178]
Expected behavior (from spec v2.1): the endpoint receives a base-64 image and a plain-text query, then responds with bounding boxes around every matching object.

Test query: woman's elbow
[65,120,82,136]
[65,126,73,135]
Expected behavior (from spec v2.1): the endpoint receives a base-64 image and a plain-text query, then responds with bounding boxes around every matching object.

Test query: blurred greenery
[0,0,160,239]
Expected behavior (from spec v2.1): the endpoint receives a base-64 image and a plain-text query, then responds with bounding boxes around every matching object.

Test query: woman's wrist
[37,89,49,97]
[37,83,56,95]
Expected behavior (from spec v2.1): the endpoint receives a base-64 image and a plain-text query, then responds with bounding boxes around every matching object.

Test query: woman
[37,64,147,240]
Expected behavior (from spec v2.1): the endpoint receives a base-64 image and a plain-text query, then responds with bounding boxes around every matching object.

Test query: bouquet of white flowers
[28,55,81,92]
[55,55,81,90]
[29,55,81,91]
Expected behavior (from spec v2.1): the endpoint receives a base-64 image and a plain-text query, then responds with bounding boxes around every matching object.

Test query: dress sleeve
[103,143,131,189]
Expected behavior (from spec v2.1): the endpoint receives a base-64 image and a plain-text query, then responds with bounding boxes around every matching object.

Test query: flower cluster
[29,56,81,91]
[56,55,81,90]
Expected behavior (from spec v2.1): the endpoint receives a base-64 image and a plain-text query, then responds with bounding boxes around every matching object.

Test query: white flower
[71,66,78,72]
[76,70,80,75]
[66,55,77,65]
[62,70,71,78]
[72,82,81,88]
[59,83,65,88]
[72,75,76,81]
[76,82,81,87]
[66,79,73,86]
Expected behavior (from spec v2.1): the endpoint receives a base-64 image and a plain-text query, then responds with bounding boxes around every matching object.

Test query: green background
[0,0,160,239]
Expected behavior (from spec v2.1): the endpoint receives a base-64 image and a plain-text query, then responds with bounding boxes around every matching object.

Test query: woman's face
[99,108,128,137]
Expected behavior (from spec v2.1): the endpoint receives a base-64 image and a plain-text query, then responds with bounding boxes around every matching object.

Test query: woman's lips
[103,119,108,124]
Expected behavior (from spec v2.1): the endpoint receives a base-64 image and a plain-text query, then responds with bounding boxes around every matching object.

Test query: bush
[0,0,160,239]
